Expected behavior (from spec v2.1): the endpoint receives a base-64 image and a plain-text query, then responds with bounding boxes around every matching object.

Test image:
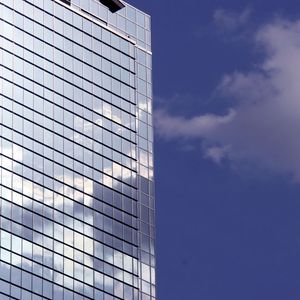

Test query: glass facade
[0,0,155,299]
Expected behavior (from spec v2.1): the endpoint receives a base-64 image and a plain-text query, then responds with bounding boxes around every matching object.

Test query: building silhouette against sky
[0,0,155,299]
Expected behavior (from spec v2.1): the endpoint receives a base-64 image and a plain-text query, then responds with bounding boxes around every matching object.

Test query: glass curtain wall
[0,0,155,299]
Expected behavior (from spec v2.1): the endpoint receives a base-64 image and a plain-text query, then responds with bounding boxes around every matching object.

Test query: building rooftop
[99,0,125,12]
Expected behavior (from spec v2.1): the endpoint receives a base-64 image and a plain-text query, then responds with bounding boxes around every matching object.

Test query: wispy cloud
[213,7,252,32]
[195,6,253,40]
[204,146,231,164]
[156,18,300,181]
[155,109,236,140]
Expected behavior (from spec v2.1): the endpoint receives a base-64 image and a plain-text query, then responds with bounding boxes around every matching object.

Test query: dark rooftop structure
[99,0,125,12]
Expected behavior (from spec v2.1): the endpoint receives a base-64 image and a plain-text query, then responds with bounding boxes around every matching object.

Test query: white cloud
[156,18,300,181]
[213,7,252,32]
[155,108,236,139]
[204,146,231,164]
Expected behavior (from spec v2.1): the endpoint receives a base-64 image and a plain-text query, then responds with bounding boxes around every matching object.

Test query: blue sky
[130,0,300,299]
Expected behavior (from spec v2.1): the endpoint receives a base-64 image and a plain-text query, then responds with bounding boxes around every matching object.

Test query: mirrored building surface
[0,0,155,299]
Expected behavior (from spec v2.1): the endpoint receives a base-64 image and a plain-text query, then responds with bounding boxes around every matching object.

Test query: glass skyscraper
[0,0,155,299]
